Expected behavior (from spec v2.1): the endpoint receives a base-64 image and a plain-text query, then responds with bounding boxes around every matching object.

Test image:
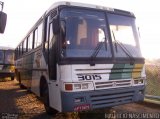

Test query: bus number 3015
[78,74,102,81]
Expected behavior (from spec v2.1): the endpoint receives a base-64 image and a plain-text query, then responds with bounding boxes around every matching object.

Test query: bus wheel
[19,83,26,89]
[18,73,25,89]
[42,82,58,115]
[11,76,14,81]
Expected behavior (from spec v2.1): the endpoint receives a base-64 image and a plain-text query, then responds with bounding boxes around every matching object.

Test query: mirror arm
[0,1,4,11]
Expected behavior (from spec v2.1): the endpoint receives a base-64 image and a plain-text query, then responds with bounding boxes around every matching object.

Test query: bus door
[44,13,57,80]
[44,11,61,110]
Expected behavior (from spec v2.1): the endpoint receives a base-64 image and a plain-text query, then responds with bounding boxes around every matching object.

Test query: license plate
[74,104,90,111]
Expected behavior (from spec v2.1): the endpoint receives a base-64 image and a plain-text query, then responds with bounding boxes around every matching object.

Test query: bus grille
[90,91,134,109]
[95,80,132,89]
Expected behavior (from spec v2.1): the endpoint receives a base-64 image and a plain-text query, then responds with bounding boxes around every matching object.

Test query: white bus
[15,1,146,114]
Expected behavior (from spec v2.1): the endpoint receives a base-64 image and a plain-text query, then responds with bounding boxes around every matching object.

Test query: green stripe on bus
[109,64,134,80]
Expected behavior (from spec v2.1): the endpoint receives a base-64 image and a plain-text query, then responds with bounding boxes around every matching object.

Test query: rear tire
[17,72,25,89]
[11,76,14,81]
[42,81,58,115]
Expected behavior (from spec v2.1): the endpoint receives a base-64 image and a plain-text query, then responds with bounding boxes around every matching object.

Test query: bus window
[60,8,111,58]
[44,16,50,50]
[19,44,23,56]
[28,33,33,51]
[108,13,142,58]
[0,50,4,63]
[5,50,14,64]
[48,22,56,80]
[0,49,14,80]
[23,39,27,53]
[34,23,43,48]
[98,28,105,42]
[49,23,54,48]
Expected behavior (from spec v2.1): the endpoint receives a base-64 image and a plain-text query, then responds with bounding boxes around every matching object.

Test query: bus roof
[47,1,114,13]
[0,46,14,50]
[47,1,134,16]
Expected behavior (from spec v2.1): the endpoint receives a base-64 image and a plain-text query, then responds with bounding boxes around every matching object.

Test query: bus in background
[0,47,14,80]
[15,1,146,114]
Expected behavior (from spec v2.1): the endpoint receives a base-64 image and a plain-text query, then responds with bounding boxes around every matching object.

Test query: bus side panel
[49,79,62,112]
[31,49,48,96]
[16,53,34,88]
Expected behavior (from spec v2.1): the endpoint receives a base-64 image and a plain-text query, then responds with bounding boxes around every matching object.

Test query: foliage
[145,65,160,96]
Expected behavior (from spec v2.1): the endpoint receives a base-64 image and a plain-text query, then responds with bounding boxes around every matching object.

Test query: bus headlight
[74,84,81,90]
[133,78,145,85]
[82,83,89,89]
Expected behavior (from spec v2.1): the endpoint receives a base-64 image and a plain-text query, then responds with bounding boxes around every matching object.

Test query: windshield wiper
[89,40,107,66]
[112,30,135,65]
[91,41,104,57]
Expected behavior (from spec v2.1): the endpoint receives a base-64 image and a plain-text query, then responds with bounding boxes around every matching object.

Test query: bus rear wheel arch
[11,76,14,80]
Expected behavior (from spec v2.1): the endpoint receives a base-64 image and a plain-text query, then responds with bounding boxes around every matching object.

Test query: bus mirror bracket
[52,18,60,34]
[0,2,7,34]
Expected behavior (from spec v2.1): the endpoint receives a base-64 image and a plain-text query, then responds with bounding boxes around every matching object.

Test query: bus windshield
[60,8,112,58]
[60,8,142,59]
[5,50,14,64]
[108,13,142,58]
[0,50,14,64]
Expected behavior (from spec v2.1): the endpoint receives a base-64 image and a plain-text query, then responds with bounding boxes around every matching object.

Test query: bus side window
[23,39,27,53]
[43,10,57,80]
[14,48,17,60]
[44,15,50,64]
[48,22,57,80]
[17,48,19,58]
[0,50,4,63]
[34,23,43,48]
[44,11,56,49]
[27,33,33,51]
[48,10,57,80]
[5,50,14,64]
[19,43,22,57]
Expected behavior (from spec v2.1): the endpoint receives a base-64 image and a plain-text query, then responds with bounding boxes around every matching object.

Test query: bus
[15,1,146,114]
[0,47,14,80]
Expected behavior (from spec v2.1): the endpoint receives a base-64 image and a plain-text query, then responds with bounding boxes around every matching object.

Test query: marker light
[134,79,144,85]
[64,82,94,91]
[65,84,73,91]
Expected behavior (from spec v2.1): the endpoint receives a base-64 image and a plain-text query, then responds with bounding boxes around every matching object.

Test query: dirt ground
[0,79,160,119]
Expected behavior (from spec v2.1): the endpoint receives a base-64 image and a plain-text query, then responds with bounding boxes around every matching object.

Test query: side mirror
[0,11,7,33]
[60,20,66,37]
[52,18,60,34]
[138,27,141,38]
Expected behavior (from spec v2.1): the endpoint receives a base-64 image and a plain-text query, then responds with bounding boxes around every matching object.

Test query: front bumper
[61,85,145,112]
[0,72,15,78]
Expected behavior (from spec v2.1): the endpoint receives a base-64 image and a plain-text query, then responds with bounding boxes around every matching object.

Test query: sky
[0,0,160,59]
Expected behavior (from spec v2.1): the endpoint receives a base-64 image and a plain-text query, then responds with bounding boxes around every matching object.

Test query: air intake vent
[95,80,132,89]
